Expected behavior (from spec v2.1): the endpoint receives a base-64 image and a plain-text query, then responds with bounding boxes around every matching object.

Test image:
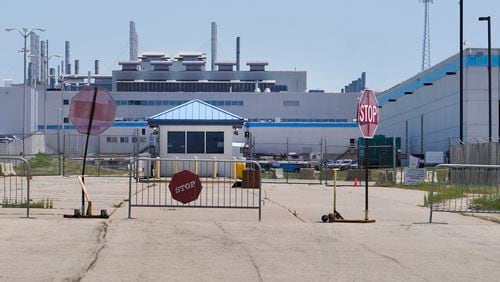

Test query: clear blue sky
[1,0,499,92]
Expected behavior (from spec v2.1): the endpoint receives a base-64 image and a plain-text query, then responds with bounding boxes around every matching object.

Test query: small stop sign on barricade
[169,170,203,204]
[357,89,379,139]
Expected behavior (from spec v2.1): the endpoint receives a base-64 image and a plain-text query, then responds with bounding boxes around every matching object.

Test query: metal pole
[81,87,98,215]
[320,138,323,185]
[421,114,424,154]
[128,159,132,219]
[57,109,61,175]
[333,169,337,214]
[22,34,27,157]
[286,138,289,183]
[364,138,369,221]
[487,18,492,142]
[459,0,464,142]
[44,41,48,134]
[393,136,396,184]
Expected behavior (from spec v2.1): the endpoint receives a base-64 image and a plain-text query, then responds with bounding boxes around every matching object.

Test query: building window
[283,100,299,106]
[63,99,69,105]
[120,137,129,143]
[187,132,205,154]
[206,132,224,154]
[63,117,69,124]
[167,131,185,153]
[106,137,117,143]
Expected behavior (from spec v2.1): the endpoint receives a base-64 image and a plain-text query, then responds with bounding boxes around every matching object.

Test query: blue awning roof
[148,99,245,126]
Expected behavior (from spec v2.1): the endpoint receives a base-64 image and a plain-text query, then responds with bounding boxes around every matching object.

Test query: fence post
[393,137,396,184]
[320,138,323,185]
[194,156,199,174]
[231,157,237,179]
[173,157,179,174]
[155,157,160,180]
[128,159,133,219]
[429,166,437,223]
[212,157,217,178]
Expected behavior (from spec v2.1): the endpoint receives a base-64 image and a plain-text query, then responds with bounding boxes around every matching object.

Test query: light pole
[5,27,46,156]
[478,16,492,142]
[43,54,61,133]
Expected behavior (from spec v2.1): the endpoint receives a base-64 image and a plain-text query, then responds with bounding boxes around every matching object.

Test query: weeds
[2,197,53,209]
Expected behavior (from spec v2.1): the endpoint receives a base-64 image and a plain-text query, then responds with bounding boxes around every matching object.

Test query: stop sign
[169,170,203,204]
[69,86,116,135]
[357,89,379,139]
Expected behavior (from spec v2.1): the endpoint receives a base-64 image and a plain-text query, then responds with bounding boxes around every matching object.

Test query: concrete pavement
[0,176,498,281]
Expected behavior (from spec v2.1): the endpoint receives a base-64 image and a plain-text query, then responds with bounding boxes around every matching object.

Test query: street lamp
[5,27,46,156]
[478,16,492,142]
[43,54,61,133]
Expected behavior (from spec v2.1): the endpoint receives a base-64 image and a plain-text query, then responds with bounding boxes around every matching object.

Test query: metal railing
[0,157,32,218]
[429,164,500,222]
[128,158,262,220]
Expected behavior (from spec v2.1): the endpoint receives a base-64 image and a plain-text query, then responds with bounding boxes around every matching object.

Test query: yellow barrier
[236,162,246,179]
[212,157,217,178]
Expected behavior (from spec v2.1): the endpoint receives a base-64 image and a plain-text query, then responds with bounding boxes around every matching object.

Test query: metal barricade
[429,164,500,222]
[128,158,262,220]
[0,157,32,218]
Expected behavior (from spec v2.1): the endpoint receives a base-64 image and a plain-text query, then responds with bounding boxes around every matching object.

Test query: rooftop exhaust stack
[236,37,240,71]
[74,60,79,74]
[65,41,71,74]
[129,21,138,61]
[211,22,217,71]
[40,41,46,82]
[94,60,100,74]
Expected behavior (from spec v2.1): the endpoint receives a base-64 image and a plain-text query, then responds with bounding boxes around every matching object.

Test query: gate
[0,157,32,217]
[128,158,262,220]
[429,164,500,222]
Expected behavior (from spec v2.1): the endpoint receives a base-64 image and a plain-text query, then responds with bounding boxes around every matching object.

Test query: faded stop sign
[357,89,379,139]
[69,86,116,135]
[169,170,203,204]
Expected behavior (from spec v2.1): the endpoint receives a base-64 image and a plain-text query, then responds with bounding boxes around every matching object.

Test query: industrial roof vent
[175,52,207,62]
[247,61,268,71]
[183,61,206,71]
[139,52,168,62]
[151,61,173,71]
[215,61,236,71]
[118,61,141,71]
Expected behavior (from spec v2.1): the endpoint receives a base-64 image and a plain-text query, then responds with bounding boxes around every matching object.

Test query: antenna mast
[420,0,433,71]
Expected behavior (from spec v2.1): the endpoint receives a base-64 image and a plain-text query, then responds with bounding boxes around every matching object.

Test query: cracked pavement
[0,177,499,281]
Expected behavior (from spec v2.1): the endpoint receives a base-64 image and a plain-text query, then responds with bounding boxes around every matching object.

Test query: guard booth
[147,99,246,177]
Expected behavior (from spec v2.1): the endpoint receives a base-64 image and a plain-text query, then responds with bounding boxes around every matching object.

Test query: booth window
[167,131,185,153]
[206,132,224,154]
[187,132,205,153]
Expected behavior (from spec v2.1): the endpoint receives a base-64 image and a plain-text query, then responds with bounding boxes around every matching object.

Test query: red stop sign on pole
[69,86,116,135]
[357,89,379,139]
[169,170,203,204]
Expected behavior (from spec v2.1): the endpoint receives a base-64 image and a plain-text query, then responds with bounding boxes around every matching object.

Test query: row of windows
[116,82,287,93]
[247,118,351,123]
[64,117,351,124]
[168,131,224,154]
[115,100,244,107]
[105,136,147,143]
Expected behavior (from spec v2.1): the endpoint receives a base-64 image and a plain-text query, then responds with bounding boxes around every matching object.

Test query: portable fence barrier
[429,164,500,223]
[128,158,262,220]
[0,157,32,218]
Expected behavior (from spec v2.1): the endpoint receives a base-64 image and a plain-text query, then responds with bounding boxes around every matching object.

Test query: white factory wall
[378,48,500,156]
[0,86,38,135]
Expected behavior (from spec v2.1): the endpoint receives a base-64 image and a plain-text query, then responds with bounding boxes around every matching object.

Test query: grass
[2,197,53,209]
[15,153,129,176]
[472,196,500,211]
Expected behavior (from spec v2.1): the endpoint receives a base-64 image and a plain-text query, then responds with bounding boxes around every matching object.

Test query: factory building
[377,48,500,158]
